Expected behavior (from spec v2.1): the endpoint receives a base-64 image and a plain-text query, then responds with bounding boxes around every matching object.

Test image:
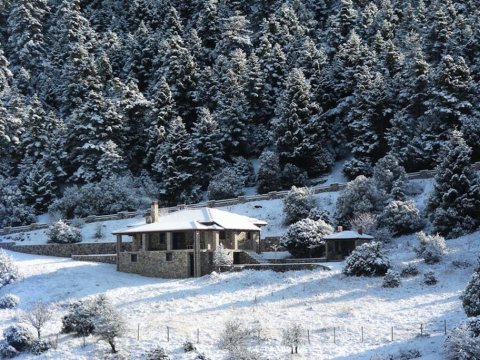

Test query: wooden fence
[1,161,479,236]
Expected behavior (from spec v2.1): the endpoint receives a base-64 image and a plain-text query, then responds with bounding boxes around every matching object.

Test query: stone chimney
[358,226,363,235]
[151,200,159,223]
[337,225,343,232]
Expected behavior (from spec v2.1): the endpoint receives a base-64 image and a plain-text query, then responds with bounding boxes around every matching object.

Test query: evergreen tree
[426,131,480,238]
[256,150,281,194]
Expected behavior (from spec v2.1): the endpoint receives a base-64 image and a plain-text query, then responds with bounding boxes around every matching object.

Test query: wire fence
[2,161,479,236]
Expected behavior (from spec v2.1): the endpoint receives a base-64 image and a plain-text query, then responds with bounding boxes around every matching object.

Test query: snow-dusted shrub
[423,271,437,285]
[0,340,18,358]
[224,349,265,360]
[377,200,424,236]
[462,259,480,317]
[23,302,54,339]
[208,167,245,200]
[30,339,55,355]
[283,186,316,225]
[282,323,305,354]
[213,244,233,270]
[444,317,480,360]
[195,353,211,360]
[281,163,309,188]
[281,219,333,258]
[94,223,104,239]
[70,217,86,228]
[373,155,408,198]
[219,319,250,352]
[372,227,393,244]
[3,324,34,351]
[62,296,104,336]
[0,249,21,288]
[350,212,377,234]
[343,242,390,277]
[47,220,82,244]
[145,346,170,360]
[256,150,281,194]
[382,270,401,288]
[48,175,150,218]
[400,264,419,278]
[232,156,255,187]
[416,232,446,264]
[335,176,385,226]
[372,348,421,360]
[0,176,36,228]
[92,296,125,353]
[0,294,19,309]
[342,158,373,180]
[182,340,196,352]
[308,208,331,223]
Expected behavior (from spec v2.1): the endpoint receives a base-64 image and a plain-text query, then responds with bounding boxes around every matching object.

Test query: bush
[0,176,37,228]
[62,297,103,336]
[281,219,333,258]
[343,242,390,277]
[342,158,373,180]
[400,264,419,278]
[208,167,245,200]
[232,157,255,187]
[145,346,170,360]
[335,176,385,226]
[463,259,480,317]
[0,294,19,309]
[416,232,446,264]
[444,317,480,360]
[183,340,196,352]
[423,271,437,285]
[256,150,281,194]
[281,163,309,189]
[94,223,104,239]
[3,324,34,351]
[283,186,316,225]
[48,175,150,219]
[0,250,21,288]
[219,319,250,352]
[383,270,401,288]
[282,323,305,354]
[308,208,331,223]
[92,296,125,353]
[30,339,54,355]
[0,340,18,358]
[213,244,233,270]
[377,200,424,236]
[373,155,408,198]
[47,220,82,244]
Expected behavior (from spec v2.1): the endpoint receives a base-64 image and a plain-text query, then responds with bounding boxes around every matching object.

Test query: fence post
[137,323,140,341]
[197,328,200,343]
[361,327,363,342]
[420,323,423,337]
[333,327,336,344]
[444,320,447,335]
[307,329,310,345]
[391,327,393,342]
[167,326,170,342]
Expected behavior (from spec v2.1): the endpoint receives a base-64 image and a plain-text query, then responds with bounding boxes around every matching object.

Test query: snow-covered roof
[113,208,267,235]
[323,230,374,241]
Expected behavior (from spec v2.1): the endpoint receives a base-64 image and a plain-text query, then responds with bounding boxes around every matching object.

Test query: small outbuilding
[323,227,374,260]
[113,202,267,278]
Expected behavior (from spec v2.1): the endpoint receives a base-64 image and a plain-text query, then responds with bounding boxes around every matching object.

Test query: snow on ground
[1,230,478,359]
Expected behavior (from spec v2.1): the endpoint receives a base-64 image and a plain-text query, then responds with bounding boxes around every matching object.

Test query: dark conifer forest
[1,0,480,225]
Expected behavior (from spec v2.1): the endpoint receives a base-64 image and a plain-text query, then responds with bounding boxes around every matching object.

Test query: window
[172,232,186,249]
[219,231,226,240]
[247,232,252,240]
[131,254,138,262]
[166,252,173,261]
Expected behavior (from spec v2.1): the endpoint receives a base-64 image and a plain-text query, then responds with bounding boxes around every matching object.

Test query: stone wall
[7,242,132,258]
[232,263,330,272]
[118,250,192,278]
[71,254,117,264]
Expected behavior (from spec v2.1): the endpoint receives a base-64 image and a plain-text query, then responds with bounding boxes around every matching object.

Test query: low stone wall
[232,263,330,272]
[7,242,132,258]
[71,254,117,264]
[0,242,15,250]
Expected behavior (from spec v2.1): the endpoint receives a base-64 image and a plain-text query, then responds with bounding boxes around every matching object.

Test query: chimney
[151,200,159,223]
[145,212,152,224]
[358,226,363,235]
[337,225,343,232]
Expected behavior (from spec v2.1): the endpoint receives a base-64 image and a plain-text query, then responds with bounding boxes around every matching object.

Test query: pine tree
[191,107,224,188]
[20,162,56,213]
[256,150,281,194]
[426,130,480,238]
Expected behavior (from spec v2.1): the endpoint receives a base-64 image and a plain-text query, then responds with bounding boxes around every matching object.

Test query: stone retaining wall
[71,254,117,264]
[6,242,132,258]
[231,263,330,272]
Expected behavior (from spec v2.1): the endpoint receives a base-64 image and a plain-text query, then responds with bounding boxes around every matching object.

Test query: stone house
[113,202,267,278]
[323,226,374,260]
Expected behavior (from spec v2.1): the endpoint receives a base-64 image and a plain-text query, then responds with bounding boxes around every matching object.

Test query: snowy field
[0,229,478,359]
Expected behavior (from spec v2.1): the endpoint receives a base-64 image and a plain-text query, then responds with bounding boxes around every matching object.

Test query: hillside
[1,0,480,227]
[0,230,478,359]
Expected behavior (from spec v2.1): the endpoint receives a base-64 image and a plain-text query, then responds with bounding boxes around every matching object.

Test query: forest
[0,0,479,225]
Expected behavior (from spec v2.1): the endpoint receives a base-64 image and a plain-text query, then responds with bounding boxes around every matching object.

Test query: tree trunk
[295,345,298,354]
[109,339,117,353]
[37,328,41,339]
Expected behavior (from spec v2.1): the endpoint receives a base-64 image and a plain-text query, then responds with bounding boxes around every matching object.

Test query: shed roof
[113,207,267,235]
[323,230,374,241]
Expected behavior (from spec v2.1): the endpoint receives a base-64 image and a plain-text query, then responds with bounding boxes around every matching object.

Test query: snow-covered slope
[0,229,478,359]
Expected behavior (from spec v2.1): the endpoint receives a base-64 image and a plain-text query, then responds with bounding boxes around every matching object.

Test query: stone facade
[71,254,117,264]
